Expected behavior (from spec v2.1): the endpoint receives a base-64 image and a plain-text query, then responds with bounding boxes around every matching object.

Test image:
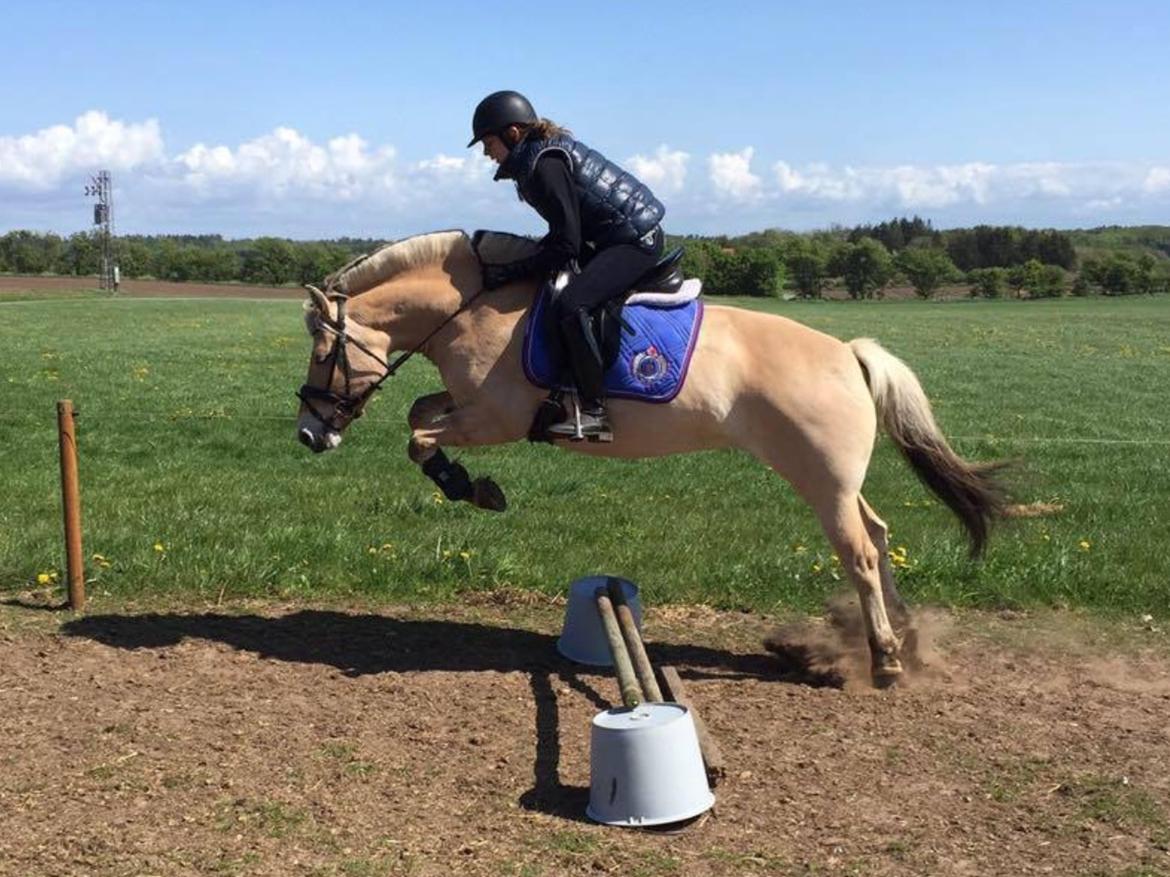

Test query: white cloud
[4,111,1170,237]
[773,160,997,208]
[626,145,689,195]
[768,159,1159,212]
[1144,167,1170,193]
[175,128,398,201]
[0,111,164,190]
[709,147,762,200]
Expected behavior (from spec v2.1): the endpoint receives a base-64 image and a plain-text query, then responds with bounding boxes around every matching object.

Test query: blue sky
[2,0,1168,238]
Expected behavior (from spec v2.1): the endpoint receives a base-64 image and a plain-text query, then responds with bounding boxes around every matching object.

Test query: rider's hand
[481,263,513,290]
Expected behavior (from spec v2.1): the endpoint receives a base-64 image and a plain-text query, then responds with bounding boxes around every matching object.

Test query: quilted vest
[497,134,665,248]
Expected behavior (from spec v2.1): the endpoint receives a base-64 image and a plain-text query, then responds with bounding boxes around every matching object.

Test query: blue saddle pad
[521,287,704,403]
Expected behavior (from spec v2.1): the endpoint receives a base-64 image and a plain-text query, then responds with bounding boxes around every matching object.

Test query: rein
[296,280,489,432]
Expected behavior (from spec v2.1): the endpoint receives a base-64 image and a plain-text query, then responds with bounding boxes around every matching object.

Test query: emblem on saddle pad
[631,345,669,385]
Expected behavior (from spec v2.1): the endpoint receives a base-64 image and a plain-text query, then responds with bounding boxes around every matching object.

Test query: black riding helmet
[467,90,538,147]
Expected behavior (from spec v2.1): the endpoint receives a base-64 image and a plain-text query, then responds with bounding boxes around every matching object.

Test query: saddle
[553,248,701,371]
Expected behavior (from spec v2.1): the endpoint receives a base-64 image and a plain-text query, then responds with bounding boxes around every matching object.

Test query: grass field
[2,290,1168,617]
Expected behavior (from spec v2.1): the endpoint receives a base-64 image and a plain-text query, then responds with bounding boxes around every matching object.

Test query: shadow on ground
[61,610,833,822]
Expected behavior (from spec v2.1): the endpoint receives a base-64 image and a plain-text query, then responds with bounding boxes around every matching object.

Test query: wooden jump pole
[658,666,726,786]
[56,400,85,611]
[606,578,664,703]
[594,578,726,785]
[594,589,643,707]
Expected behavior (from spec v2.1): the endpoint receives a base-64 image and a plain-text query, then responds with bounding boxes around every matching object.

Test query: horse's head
[296,285,390,453]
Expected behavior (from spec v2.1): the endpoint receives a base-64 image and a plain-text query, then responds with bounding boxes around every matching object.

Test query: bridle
[296,280,488,433]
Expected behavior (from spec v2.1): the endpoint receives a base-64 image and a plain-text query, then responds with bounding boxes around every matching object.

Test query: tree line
[670,219,1165,299]
[2,221,1167,299]
[0,231,374,286]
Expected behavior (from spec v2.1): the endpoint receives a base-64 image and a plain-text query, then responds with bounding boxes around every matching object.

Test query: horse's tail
[849,337,1009,557]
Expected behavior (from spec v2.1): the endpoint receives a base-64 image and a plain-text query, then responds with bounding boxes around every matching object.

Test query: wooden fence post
[56,400,85,611]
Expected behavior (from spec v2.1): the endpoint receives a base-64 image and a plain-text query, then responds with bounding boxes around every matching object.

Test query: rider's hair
[523,118,572,140]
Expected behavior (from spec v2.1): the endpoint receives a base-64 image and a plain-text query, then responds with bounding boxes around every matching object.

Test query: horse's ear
[305,284,329,315]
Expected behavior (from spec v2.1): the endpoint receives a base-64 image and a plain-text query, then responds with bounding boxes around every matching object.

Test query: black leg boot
[548,309,613,441]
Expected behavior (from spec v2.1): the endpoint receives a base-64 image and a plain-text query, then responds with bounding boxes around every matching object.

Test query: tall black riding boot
[548,309,612,441]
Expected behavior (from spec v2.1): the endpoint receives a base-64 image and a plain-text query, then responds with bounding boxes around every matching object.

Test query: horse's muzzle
[299,427,327,453]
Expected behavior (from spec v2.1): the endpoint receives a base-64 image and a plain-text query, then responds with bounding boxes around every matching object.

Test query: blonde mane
[325,229,541,295]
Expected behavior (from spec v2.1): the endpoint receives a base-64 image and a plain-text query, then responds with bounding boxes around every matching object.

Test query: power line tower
[84,170,118,291]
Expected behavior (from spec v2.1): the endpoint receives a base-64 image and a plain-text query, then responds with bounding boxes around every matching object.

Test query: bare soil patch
[0,275,299,299]
[1,598,1168,877]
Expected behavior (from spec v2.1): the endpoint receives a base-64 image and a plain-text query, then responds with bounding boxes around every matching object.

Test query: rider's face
[482,133,509,164]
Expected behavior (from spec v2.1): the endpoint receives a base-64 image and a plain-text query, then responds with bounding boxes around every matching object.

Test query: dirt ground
[0,275,300,299]
[1,595,1168,877]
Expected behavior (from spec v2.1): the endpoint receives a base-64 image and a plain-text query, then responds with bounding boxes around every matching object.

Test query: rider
[468,90,666,440]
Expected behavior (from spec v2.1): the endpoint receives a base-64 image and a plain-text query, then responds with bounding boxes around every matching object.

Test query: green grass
[2,294,1169,616]
[0,286,108,302]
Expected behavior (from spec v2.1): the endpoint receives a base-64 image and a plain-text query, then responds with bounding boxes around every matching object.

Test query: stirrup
[547,393,613,443]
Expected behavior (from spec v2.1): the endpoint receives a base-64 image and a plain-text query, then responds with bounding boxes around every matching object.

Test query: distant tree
[840,238,893,299]
[63,232,101,276]
[1079,256,1106,289]
[735,247,787,297]
[967,266,1007,299]
[849,216,934,253]
[1136,253,1157,294]
[154,243,205,281]
[240,237,298,285]
[188,247,240,282]
[114,240,153,278]
[1070,274,1093,297]
[1005,264,1028,298]
[296,242,353,285]
[680,239,722,287]
[0,230,62,274]
[783,238,830,298]
[895,247,958,299]
[1025,261,1065,298]
[1100,254,1141,295]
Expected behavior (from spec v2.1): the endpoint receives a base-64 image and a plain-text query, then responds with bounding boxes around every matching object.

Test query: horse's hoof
[471,478,507,512]
[872,656,904,689]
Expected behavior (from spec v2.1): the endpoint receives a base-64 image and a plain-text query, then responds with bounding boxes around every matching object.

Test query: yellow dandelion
[367,547,377,555]
[432,491,445,505]
[153,542,166,553]
[812,563,822,573]
[793,543,807,555]
[1078,540,1091,551]
[36,571,57,585]
[459,550,472,561]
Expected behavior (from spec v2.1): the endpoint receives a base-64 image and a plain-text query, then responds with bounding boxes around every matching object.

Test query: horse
[295,229,1008,687]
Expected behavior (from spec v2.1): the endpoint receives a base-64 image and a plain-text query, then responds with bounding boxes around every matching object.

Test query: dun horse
[295,230,1007,686]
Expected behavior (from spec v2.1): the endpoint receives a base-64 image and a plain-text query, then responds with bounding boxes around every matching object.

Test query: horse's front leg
[407,392,508,512]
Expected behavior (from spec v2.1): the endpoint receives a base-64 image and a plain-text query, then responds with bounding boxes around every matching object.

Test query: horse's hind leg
[858,495,922,671]
[407,392,507,512]
[857,495,910,628]
[811,492,904,687]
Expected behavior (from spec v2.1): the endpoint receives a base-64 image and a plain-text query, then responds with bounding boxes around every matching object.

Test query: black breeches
[553,234,663,318]
[551,232,663,405]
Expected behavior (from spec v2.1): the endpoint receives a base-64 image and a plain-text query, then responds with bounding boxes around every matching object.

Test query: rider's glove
[481,262,515,290]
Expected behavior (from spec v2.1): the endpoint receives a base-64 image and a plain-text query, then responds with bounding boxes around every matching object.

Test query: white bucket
[587,703,715,827]
[556,576,642,666]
